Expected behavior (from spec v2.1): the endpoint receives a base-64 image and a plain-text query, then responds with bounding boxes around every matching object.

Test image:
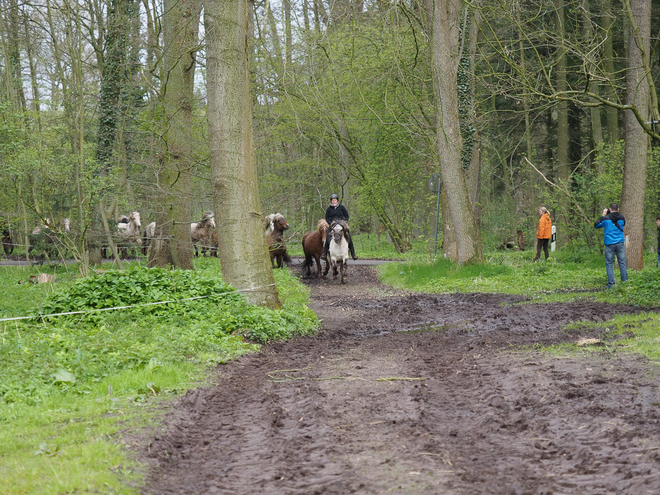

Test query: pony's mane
[265,213,282,231]
[317,219,329,234]
[265,213,287,232]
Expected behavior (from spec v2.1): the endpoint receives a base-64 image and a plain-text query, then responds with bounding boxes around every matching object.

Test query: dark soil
[140,265,660,494]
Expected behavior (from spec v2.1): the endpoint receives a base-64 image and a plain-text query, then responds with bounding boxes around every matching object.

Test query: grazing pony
[329,222,350,284]
[301,219,329,278]
[266,213,291,268]
[191,211,216,257]
[1,217,13,256]
[117,211,142,258]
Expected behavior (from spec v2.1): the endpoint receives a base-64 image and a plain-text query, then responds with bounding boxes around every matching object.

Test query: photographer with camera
[595,203,628,289]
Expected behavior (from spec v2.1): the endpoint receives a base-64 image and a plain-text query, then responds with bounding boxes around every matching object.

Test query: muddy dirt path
[141,266,660,494]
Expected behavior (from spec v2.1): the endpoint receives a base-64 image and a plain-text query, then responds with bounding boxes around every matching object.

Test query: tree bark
[152,0,200,269]
[205,0,281,308]
[431,0,482,264]
[602,0,619,144]
[621,0,651,270]
[582,0,602,148]
[554,0,569,241]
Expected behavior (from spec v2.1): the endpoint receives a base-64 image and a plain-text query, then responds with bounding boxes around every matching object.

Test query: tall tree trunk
[621,0,651,270]
[96,0,133,266]
[462,6,480,217]
[205,0,281,308]
[5,0,26,110]
[283,0,292,67]
[602,0,619,144]
[151,0,199,269]
[515,0,536,209]
[431,0,482,264]
[554,0,569,242]
[96,0,131,171]
[265,0,283,67]
[582,0,602,148]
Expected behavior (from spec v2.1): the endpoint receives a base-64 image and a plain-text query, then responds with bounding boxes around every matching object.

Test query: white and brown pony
[191,211,216,257]
[266,213,292,268]
[301,219,329,278]
[117,211,142,258]
[329,221,350,284]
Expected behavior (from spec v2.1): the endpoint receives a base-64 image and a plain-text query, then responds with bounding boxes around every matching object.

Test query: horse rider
[322,193,358,261]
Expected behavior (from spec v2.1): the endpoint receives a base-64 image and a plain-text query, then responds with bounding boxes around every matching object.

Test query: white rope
[0,283,277,323]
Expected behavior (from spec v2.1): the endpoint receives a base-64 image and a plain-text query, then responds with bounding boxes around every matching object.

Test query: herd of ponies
[1,212,352,283]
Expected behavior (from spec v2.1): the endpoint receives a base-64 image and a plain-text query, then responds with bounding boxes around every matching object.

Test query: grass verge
[378,249,660,305]
[0,258,317,494]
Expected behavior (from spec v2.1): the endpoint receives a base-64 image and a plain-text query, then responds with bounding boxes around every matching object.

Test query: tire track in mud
[141,266,660,494]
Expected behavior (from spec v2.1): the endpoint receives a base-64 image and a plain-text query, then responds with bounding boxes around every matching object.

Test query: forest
[1,0,660,282]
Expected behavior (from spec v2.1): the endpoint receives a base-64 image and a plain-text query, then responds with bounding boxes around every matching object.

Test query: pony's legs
[304,254,312,276]
[322,255,329,278]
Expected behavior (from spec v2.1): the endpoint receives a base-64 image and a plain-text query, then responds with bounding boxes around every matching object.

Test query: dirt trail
[141,266,660,494]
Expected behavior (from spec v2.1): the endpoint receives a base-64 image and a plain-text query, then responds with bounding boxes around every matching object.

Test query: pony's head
[129,211,142,228]
[317,219,329,240]
[332,224,344,243]
[200,211,215,228]
[271,214,289,232]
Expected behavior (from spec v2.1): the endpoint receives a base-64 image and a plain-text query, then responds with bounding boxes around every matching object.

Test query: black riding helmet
[330,193,339,201]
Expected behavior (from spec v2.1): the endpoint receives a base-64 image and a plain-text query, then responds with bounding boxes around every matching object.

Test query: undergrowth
[0,262,317,494]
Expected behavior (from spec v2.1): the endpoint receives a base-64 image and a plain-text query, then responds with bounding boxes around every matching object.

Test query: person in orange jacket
[534,207,552,261]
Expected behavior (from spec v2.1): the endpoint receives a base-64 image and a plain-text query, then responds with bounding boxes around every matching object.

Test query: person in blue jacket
[595,203,628,289]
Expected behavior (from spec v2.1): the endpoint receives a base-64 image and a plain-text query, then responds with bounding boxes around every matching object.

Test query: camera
[606,208,611,215]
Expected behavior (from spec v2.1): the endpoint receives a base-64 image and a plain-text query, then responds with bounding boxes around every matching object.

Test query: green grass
[0,259,317,494]
[534,312,660,367]
[379,249,602,297]
[378,249,660,305]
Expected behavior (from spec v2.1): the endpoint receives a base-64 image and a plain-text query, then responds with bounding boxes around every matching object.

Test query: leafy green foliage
[0,266,318,410]
[0,263,318,492]
[612,269,660,307]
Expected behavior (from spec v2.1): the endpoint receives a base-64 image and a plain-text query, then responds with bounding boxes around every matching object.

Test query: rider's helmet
[330,193,339,201]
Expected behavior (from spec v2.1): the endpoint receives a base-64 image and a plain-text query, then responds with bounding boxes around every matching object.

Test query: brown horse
[266,213,292,268]
[301,219,329,278]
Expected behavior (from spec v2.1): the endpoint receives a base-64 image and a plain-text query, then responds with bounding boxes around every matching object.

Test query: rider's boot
[349,239,358,260]
[321,242,329,261]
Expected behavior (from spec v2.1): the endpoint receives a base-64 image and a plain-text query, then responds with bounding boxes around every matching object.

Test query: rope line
[0,283,277,323]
